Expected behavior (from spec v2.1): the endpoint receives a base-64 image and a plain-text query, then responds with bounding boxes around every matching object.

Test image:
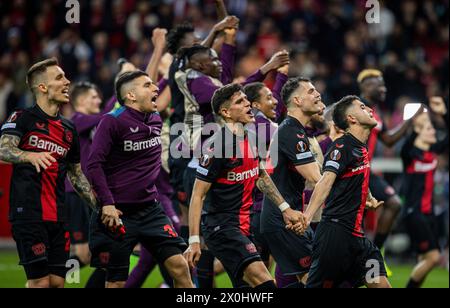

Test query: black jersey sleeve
[322,139,352,176]
[0,110,27,138]
[278,127,316,166]
[196,148,225,183]
[66,128,81,164]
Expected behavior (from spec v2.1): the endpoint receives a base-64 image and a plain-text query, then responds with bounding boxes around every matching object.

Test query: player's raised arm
[145,28,168,83]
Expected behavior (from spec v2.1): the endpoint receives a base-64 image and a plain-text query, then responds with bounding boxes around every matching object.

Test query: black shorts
[89,201,187,282]
[251,211,270,263]
[169,156,190,204]
[369,173,396,202]
[65,192,91,244]
[405,212,440,255]
[12,222,70,280]
[262,228,313,276]
[203,225,261,286]
[306,220,387,288]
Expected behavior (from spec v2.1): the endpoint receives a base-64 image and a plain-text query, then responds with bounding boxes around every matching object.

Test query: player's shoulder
[107,105,127,119]
[325,135,349,155]
[60,115,76,130]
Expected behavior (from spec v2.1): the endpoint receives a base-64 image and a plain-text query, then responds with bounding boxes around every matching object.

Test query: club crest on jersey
[297,141,308,153]
[330,149,341,161]
[64,130,73,143]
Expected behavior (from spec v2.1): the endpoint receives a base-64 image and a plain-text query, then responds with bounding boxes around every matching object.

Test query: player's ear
[37,83,48,94]
[126,91,136,103]
[347,113,357,126]
[220,107,230,119]
[294,96,302,107]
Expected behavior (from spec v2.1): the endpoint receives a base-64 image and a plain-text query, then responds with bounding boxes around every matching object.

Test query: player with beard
[87,71,193,288]
[184,83,307,288]
[260,77,323,287]
[302,95,390,288]
[357,70,415,256]
[0,58,97,288]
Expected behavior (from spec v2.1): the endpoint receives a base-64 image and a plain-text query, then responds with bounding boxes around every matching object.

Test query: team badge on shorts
[245,243,257,254]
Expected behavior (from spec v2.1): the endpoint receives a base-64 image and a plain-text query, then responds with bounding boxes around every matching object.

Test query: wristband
[188,236,201,245]
[278,202,290,213]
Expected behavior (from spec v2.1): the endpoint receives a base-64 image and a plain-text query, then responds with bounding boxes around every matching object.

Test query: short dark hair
[115,70,148,105]
[177,45,210,70]
[167,23,195,55]
[70,82,99,106]
[117,58,129,72]
[333,95,361,130]
[243,82,265,103]
[281,77,310,106]
[211,83,243,116]
[26,58,59,90]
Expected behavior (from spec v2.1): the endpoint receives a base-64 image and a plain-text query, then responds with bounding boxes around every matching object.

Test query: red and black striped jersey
[321,133,371,238]
[1,105,80,223]
[401,131,448,215]
[196,126,259,236]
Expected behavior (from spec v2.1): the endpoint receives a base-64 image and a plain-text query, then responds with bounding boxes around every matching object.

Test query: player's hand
[366,197,384,211]
[261,50,290,75]
[429,96,447,116]
[101,205,123,229]
[214,16,239,33]
[151,28,168,48]
[24,152,56,173]
[290,219,309,235]
[183,243,201,269]
[282,208,306,232]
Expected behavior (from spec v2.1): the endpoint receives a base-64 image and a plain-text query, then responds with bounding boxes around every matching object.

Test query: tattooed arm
[257,164,306,232]
[0,134,56,172]
[67,163,98,211]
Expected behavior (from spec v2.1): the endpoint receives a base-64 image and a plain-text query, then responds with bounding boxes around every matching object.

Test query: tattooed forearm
[256,166,285,207]
[0,134,29,164]
[67,163,98,210]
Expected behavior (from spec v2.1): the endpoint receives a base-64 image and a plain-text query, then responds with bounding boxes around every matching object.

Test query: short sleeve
[322,141,351,175]
[1,110,27,138]
[196,148,225,183]
[278,128,316,166]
